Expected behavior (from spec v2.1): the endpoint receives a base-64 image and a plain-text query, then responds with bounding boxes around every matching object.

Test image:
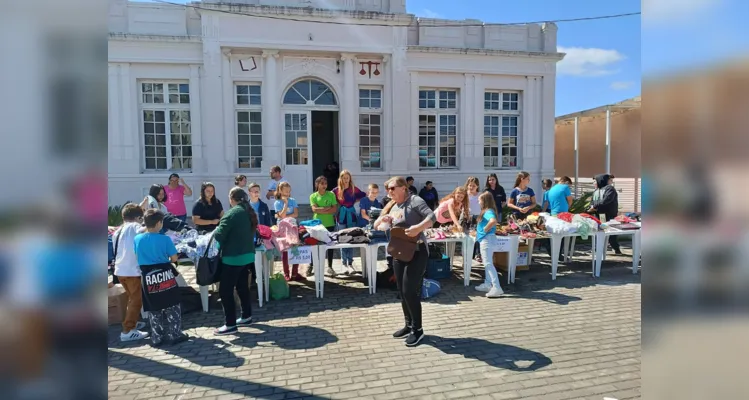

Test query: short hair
[542,179,554,189]
[235,174,247,186]
[121,203,143,221]
[368,183,379,190]
[270,165,282,174]
[406,176,414,182]
[559,176,573,184]
[248,182,261,191]
[143,209,165,228]
[425,181,433,185]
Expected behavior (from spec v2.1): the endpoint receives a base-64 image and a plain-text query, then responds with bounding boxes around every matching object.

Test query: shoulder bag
[386,198,420,262]
[196,235,222,286]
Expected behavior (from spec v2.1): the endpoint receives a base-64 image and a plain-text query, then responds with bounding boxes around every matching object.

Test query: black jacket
[590,174,618,220]
[418,187,439,210]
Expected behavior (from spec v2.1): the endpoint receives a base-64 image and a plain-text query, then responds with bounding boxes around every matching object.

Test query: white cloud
[557,46,626,77]
[610,81,635,90]
[419,9,444,19]
[643,0,721,24]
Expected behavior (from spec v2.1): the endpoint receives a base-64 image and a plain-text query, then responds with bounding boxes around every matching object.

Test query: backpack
[421,279,441,299]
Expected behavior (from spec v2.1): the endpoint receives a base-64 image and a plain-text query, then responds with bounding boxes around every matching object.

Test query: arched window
[283,79,337,106]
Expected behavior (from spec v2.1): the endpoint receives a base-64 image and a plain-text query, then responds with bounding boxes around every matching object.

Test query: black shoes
[393,326,411,339]
[405,329,424,347]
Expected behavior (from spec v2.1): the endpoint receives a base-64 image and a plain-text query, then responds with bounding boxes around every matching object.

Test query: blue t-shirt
[250,200,261,215]
[274,197,298,217]
[358,197,382,227]
[509,187,536,214]
[547,184,572,215]
[133,232,178,266]
[476,209,497,242]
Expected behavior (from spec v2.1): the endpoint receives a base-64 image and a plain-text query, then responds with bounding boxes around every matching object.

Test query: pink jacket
[272,218,299,252]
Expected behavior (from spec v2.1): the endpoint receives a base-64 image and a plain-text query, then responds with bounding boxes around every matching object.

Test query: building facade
[108,0,563,206]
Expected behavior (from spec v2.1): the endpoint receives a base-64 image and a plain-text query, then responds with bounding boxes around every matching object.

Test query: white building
[108,0,563,207]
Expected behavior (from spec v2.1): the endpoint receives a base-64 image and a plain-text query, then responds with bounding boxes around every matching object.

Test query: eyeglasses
[387,186,398,191]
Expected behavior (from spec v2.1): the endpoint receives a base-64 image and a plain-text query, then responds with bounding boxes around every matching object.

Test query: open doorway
[311,111,339,188]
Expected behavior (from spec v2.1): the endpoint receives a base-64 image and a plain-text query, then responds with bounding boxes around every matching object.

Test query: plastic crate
[426,255,452,280]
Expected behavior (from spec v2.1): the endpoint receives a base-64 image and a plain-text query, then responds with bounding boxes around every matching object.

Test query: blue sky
[139,0,645,115]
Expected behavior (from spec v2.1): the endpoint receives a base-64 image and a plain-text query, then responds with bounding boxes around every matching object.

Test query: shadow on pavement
[229,323,338,350]
[426,336,552,371]
[108,350,328,399]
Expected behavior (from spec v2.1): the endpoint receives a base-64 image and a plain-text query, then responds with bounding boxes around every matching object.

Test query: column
[382,55,392,170]
[119,63,136,168]
[262,50,281,168]
[200,13,228,174]
[340,53,360,173]
[222,50,234,168]
[406,71,420,171]
[540,75,556,174]
[389,45,410,173]
[189,65,204,172]
[108,64,121,161]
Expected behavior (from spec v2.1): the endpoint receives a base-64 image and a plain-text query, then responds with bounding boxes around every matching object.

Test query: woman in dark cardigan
[213,187,258,336]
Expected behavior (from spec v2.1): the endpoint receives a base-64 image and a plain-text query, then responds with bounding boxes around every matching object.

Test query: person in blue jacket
[248,182,272,227]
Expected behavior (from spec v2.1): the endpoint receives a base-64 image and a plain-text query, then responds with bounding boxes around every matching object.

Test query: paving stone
[109,251,641,400]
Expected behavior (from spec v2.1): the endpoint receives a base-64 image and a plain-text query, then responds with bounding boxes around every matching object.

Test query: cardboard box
[493,243,530,272]
[108,284,128,325]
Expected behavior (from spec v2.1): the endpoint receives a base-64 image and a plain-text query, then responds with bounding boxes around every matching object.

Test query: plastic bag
[422,278,441,299]
[571,215,597,240]
[545,217,577,235]
[269,272,290,300]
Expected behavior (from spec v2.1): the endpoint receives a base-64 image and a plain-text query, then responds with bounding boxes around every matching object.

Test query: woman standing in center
[374,176,436,347]
[332,170,365,275]
[213,187,258,335]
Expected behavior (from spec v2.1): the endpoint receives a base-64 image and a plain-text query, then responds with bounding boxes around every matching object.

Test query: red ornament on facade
[359,61,381,78]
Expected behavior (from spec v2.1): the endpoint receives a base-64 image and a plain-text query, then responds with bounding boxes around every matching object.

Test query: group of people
[112,164,622,348]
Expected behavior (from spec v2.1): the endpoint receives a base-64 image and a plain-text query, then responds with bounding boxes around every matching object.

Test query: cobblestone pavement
[108,243,641,400]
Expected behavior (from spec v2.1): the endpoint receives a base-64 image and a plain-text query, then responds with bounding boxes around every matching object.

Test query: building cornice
[109,33,202,43]
[196,3,415,26]
[407,46,565,61]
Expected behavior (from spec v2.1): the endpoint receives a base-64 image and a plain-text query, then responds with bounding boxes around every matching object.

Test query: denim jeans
[478,235,502,289]
[337,223,354,265]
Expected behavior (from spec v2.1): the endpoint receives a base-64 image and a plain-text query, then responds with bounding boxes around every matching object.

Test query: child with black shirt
[134,209,188,347]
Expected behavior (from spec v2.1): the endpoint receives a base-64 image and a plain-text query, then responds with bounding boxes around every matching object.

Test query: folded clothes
[299,219,321,227]
[337,227,366,237]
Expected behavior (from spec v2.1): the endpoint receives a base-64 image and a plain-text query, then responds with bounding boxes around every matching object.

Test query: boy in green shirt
[309,176,338,276]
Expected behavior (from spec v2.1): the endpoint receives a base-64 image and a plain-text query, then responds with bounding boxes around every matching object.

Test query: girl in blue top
[474,192,504,298]
[508,171,536,219]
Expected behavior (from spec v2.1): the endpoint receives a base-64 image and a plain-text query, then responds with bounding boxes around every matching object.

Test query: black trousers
[392,243,428,331]
[219,263,252,327]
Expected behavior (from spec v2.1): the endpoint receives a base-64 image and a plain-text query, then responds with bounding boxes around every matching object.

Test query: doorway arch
[281,77,340,199]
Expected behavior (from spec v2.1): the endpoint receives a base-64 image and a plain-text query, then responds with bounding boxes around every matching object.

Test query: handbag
[387,227,419,262]
[196,236,222,286]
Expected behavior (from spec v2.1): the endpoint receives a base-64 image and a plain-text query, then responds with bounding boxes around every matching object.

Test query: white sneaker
[120,330,150,342]
[475,283,491,292]
[345,265,356,275]
[486,287,504,298]
[326,266,337,277]
[135,321,147,330]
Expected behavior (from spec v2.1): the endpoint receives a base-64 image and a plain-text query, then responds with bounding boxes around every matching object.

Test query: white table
[367,242,389,294]
[262,246,322,303]
[593,228,641,277]
[315,243,369,298]
[196,248,267,312]
[426,236,469,285]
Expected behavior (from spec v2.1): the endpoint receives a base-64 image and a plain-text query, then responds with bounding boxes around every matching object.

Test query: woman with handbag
[212,187,258,336]
[373,176,436,347]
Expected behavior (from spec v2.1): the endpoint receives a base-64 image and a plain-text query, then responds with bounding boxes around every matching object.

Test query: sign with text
[516,251,529,266]
[494,237,513,253]
[286,246,313,264]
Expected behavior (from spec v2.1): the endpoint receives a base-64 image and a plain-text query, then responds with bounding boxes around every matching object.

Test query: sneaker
[291,274,305,282]
[135,321,147,330]
[475,283,491,292]
[284,274,291,281]
[392,326,411,339]
[306,265,314,276]
[120,330,150,342]
[214,325,238,336]
[486,287,504,298]
[345,265,356,275]
[236,317,253,326]
[405,329,425,347]
[614,249,624,255]
[326,267,337,277]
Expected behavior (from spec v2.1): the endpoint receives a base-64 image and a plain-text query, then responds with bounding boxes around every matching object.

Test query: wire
[152,0,640,28]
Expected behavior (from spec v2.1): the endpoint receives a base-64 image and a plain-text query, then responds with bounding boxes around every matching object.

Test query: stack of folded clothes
[331,227,370,244]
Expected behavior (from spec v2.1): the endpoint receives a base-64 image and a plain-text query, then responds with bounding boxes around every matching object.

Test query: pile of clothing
[174,230,219,263]
[331,227,370,244]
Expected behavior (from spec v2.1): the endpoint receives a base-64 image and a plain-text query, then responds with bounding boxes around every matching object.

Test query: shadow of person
[501,291,582,306]
[230,323,338,350]
[162,336,244,368]
[425,336,552,371]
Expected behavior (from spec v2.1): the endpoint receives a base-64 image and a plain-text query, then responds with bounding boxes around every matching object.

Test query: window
[359,88,382,170]
[140,82,192,171]
[483,91,521,168]
[236,84,263,169]
[418,89,458,169]
[283,79,337,106]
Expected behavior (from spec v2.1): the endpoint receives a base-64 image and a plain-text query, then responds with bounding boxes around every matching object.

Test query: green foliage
[569,191,594,214]
[108,201,132,226]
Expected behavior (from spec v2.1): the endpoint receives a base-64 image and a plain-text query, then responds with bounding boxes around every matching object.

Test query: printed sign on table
[516,252,529,266]
[494,237,512,253]
[287,246,313,264]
